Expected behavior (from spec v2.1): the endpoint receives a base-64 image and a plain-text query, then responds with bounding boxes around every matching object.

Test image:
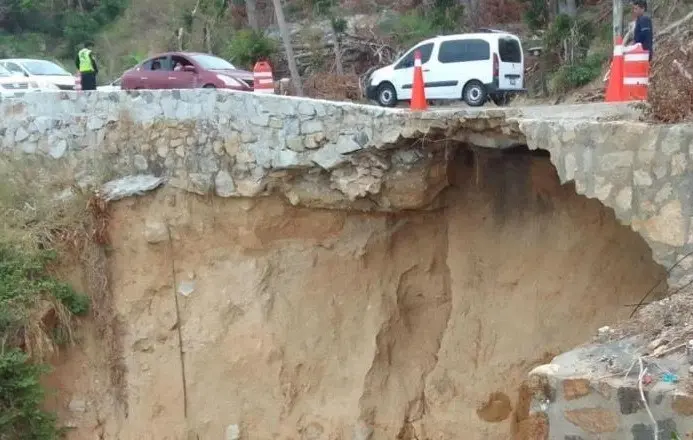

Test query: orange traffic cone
[605,36,625,102]
[410,50,428,111]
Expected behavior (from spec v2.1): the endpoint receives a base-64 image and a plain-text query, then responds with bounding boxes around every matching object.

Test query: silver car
[0,65,35,98]
[0,58,75,91]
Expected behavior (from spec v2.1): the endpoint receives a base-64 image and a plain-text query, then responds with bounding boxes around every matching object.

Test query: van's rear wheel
[462,80,487,107]
[376,83,397,107]
[491,92,514,107]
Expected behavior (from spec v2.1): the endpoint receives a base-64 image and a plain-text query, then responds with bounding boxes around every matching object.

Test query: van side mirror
[183,65,196,73]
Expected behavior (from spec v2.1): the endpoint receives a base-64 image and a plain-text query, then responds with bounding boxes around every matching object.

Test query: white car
[366,31,525,107]
[97,77,122,92]
[0,64,40,97]
[0,58,75,91]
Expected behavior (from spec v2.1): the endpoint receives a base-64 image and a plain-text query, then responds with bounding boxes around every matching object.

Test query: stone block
[672,394,693,416]
[641,201,686,246]
[631,419,677,440]
[564,408,618,433]
[214,170,236,197]
[68,398,87,412]
[225,424,240,440]
[618,387,646,415]
[562,378,591,400]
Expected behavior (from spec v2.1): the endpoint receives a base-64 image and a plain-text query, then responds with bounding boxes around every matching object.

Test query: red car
[121,52,254,91]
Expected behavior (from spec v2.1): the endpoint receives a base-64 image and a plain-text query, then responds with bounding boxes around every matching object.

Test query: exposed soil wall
[45,146,665,440]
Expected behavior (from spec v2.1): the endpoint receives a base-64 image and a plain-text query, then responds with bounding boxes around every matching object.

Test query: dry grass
[0,163,90,254]
[0,157,126,405]
[22,298,75,361]
[303,73,363,101]
[646,11,693,123]
[601,278,693,377]
[0,160,89,361]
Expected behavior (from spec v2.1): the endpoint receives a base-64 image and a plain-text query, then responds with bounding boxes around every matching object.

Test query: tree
[271,0,303,95]
[245,0,259,30]
[331,17,346,75]
[178,0,228,53]
[312,0,347,75]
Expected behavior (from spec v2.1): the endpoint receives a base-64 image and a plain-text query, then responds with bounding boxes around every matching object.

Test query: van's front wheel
[462,81,487,107]
[376,83,397,107]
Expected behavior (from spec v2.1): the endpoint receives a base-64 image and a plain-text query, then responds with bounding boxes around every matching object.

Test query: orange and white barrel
[622,44,649,101]
[253,61,275,94]
[74,74,82,92]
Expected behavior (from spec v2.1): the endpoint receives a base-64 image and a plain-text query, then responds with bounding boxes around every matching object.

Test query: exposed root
[22,298,76,361]
[81,194,128,416]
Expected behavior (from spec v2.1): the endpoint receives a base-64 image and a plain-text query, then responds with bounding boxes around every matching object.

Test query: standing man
[632,0,653,60]
[76,41,98,90]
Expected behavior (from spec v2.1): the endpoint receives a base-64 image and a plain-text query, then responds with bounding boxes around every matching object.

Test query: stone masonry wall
[0,90,692,287]
[522,120,693,288]
[0,90,520,212]
[527,338,693,439]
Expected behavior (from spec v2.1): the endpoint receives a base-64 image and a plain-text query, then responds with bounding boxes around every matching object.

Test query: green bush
[378,0,464,49]
[522,0,549,30]
[0,245,90,439]
[0,0,129,57]
[0,247,89,332]
[379,12,438,48]
[544,14,595,54]
[0,350,59,440]
[550,51,607,93]
[224,29,278,69]
[0,33,48,58]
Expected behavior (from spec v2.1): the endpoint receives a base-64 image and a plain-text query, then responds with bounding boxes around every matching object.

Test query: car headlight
[216,74,244,87]
[28,81,58,90]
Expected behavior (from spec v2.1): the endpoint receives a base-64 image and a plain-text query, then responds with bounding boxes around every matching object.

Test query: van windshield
[395,43,434,69]
[498,37,522,63]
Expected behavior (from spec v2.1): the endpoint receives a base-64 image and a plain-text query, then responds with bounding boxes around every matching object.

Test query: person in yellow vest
[75,42,98,91]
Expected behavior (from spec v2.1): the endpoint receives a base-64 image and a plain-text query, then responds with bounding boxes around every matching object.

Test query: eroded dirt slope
[46,147,665,440]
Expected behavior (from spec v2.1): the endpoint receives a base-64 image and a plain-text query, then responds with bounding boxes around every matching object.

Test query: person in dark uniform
[75,42,98,90]
[632,0,653,61]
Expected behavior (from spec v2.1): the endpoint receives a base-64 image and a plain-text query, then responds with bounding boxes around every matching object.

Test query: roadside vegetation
[1,0,691,110]
[0,165,97,439]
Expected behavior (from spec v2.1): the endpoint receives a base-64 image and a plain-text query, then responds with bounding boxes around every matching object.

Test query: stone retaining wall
[528,339,693,439]
[522,120,693,288]
[1,90,693,287]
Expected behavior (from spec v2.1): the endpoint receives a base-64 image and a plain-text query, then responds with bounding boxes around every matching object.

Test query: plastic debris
[661,372,679,384]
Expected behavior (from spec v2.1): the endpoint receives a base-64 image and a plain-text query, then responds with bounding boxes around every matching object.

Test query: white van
[366,31,525,107]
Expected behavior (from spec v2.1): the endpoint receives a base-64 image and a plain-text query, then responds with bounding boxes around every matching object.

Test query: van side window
[395,43,434,69]
[437,39,490,63]
[498,37,522,63]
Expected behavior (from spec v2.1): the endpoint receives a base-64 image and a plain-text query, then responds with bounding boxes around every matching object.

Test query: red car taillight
[493,53,499,78]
